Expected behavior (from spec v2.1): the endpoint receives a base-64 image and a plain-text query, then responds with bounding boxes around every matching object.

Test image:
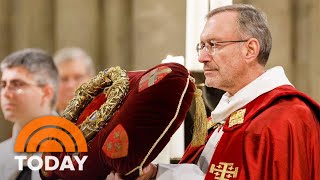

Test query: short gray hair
[1,48,59,108]
[207,4,272,65]
[54,47,95,76]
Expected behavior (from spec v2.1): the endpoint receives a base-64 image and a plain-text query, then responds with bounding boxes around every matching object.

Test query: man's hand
[106,172,123,180]
[105,164,158,180]
[136,163,158,180]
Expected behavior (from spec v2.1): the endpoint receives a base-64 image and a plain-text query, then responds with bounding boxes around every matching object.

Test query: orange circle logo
[14,116,87,152]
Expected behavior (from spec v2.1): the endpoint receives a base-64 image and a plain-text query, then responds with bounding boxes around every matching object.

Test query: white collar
[211,66,293,123]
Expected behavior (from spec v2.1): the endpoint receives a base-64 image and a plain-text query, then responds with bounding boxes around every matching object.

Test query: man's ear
[243,38,260,63]
[41,84,54,107]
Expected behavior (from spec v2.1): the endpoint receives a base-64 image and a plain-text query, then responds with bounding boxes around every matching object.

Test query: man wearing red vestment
[107,4,320,180]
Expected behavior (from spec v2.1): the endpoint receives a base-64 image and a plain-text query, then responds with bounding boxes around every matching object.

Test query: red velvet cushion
[43,63,195,179]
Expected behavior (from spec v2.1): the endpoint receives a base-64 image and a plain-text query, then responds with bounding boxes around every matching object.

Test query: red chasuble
[181,85,320,180]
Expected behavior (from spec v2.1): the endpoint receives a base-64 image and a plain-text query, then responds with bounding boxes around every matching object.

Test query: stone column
[309,0,320,101]
[54,0,99,68]
[293,0,320,101]
[131,0,186,70]
[9,0,54,52]
[0,0,10,59]
[101,0,132,70]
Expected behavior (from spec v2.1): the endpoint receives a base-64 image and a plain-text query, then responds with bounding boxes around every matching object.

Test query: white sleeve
[156,163,205,180]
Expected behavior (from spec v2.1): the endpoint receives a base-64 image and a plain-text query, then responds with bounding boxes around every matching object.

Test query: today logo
[14,116,88,171]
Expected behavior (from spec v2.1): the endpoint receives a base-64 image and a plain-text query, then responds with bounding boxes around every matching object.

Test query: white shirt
[156,66,292,180]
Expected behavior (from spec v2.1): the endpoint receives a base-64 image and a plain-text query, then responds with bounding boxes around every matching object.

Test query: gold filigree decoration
[62,66,129,142]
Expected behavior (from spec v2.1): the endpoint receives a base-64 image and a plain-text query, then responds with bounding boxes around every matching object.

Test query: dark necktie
[16,166,32,180]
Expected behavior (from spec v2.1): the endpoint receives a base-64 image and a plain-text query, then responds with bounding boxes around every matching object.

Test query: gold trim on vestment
[228,109,246,128]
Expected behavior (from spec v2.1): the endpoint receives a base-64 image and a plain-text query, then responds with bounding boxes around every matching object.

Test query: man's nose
[1,86,15,98]
[198,49,212,63]
[64,79,84,92]
[65,78,78,87]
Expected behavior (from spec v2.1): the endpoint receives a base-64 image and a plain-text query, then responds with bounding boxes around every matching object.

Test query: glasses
[0,79,42,94]
[196,39,249,56]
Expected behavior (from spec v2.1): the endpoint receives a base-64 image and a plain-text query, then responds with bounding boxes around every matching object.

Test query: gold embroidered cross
[209,162,239,180]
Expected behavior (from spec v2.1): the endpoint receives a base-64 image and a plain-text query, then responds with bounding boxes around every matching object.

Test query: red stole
[204,100,256,179]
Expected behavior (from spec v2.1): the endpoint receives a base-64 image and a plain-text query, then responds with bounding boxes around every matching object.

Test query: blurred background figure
[54,47,95,115]
[0,48,59,180]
